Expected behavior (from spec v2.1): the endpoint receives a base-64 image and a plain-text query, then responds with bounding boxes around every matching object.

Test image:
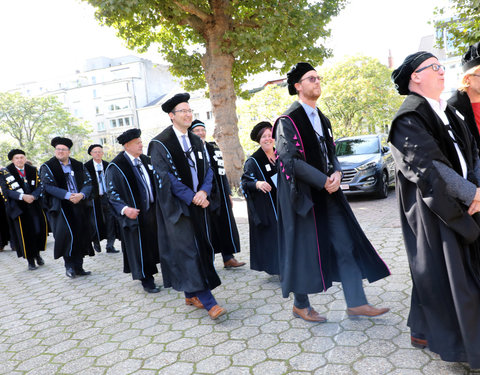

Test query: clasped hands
[69,193,84,204]
[192,190,209,208]
[324,171,342,194]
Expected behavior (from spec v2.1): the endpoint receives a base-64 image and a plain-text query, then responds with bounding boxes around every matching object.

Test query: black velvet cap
[117,128,141,145]
[287,62,316,95]
[189,119,206,131]
[161,93,190,113]
[462,42,480,72]
[87,144,103,155]
[51,136,73,149]
[391,51,436,95]
[8,149,25,160]
[250,121,272,142]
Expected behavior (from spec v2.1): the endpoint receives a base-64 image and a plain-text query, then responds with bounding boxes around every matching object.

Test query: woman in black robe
[241,121,279,275]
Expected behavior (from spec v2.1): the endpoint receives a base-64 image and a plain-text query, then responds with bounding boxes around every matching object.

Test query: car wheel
[376,171,388,199]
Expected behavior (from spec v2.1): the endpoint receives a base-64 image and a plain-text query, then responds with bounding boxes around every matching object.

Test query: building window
[125,117,131,126]
[118,118,124,127]
[206,111,213,120]
[100,137,107,145]
[95,106,100,115]
[91,76,96,84]
[97,122,105,131]
[110,119,117,128]
[93,89,97,98]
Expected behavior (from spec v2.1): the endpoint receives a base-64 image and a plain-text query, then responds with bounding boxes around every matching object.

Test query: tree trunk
[201,25,244,190]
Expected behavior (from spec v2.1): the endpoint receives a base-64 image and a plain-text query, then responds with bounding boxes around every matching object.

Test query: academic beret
[7,149,25,160]
[161,93,190,113]
[117,128,141,145]
[287,62,316,95]
[51,136,73,149]
[189,119,206,131]
[250,121,272,142]
[462,42,480,72]
[391,51,436,95]
[87,144,103,155]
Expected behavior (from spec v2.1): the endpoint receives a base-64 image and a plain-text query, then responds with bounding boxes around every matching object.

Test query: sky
[0,0,449,91]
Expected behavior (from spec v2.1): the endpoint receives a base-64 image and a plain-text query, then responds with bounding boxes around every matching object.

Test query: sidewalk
[0,193,478,374]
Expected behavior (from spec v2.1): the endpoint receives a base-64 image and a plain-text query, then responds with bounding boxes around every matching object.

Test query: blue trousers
[185,290,217,311]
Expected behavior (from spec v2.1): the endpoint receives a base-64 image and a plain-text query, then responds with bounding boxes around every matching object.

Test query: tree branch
[172,1,210,22]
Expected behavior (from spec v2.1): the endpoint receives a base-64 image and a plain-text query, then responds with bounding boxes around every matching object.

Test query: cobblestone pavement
[1,191,480,375]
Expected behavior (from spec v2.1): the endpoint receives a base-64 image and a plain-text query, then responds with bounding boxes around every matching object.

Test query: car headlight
[356,161,377,171]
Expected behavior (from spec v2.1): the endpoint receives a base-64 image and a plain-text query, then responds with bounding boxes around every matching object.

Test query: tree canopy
[318,55,403,137]
[0,92,91,166]
[434,0,480,50]
[84,0,347,187]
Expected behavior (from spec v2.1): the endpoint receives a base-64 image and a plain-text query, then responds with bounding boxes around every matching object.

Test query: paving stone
[353,357,394,374]
[252,360,288,375]
[266,342,302,360]
[289,352,326,371]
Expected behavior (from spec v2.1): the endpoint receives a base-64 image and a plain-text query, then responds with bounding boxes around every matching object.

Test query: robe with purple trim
[273,101,390,298]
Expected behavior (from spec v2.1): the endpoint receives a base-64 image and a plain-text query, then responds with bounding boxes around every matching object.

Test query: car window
[336,138,380,156]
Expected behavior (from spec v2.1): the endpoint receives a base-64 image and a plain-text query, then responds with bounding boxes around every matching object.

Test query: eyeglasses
[470,74,480,78]
[55,147,69,152]
[299,75,323,83]
[173,109,194,114]
[415,63,445,73]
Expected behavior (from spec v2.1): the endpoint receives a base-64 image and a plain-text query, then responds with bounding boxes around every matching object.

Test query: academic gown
[84,159,119,244]
[0,164,48,259]
[448,90,480,157]
[39,157,95,259]
[241,147,279,275]
[205,141,241,256]
[0,188,11,249]
[389,93,480,368]
[273,101,390,298]
[105,152,159,280]
[148,126,221,293]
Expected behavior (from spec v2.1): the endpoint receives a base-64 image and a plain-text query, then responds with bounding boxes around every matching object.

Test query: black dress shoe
[66,268,76,278]
[28,263,37,271]
[75,269,91,276]
[36,255,45,266]
[93,243,101,253]
[143,286,161,293]
[106,247,119,253]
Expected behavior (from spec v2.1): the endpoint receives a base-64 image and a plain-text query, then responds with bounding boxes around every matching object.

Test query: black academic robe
[84,159,119,243]
[105,152,159,280]
[389,93,480,368]
[0,187,11,249]
[241,147,279,275]
[205,141,241,256]
[448,90,480,158]
[148,126,221,293]
[39,157,95,259]
[0,164,48,259]
[273,101,390,297]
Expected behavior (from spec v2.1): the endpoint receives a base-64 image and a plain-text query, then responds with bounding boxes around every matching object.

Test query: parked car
[335,134,395,199]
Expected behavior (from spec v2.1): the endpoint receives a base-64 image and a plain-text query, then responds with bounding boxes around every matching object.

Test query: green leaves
[0,93,91,165]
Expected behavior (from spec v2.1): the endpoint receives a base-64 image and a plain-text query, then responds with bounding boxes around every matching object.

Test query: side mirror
[382,146,390,153]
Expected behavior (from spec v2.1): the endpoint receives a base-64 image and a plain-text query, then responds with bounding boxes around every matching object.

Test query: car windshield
[336,138,379,156]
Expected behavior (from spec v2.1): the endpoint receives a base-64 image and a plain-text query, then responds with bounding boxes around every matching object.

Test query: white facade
[11,56,179,153]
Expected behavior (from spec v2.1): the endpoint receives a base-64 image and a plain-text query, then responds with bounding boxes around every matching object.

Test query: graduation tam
[117,128,141,145]
[189,119,206,131]
[161,93,190,113]
[287,62,316,95]
[51,136,73,149]
[250,121,272,142]
[391,51,435,95]
[462,42,480,72]
[8,149,25,160]
[87,144,103,155]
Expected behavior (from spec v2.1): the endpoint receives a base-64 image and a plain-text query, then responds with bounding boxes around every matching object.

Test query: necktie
[134,158,152,209]
[65,172,77,193]
[181,135,199,191]
[96,167,106,195]
[312,110,329,166]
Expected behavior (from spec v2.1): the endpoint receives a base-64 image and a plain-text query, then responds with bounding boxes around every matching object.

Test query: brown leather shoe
[411,335,428,349]
[208,305,226,320]
[292,306,327,322]
[347,304,390,317]
[224,258,246,268]
[185,297,204,309]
